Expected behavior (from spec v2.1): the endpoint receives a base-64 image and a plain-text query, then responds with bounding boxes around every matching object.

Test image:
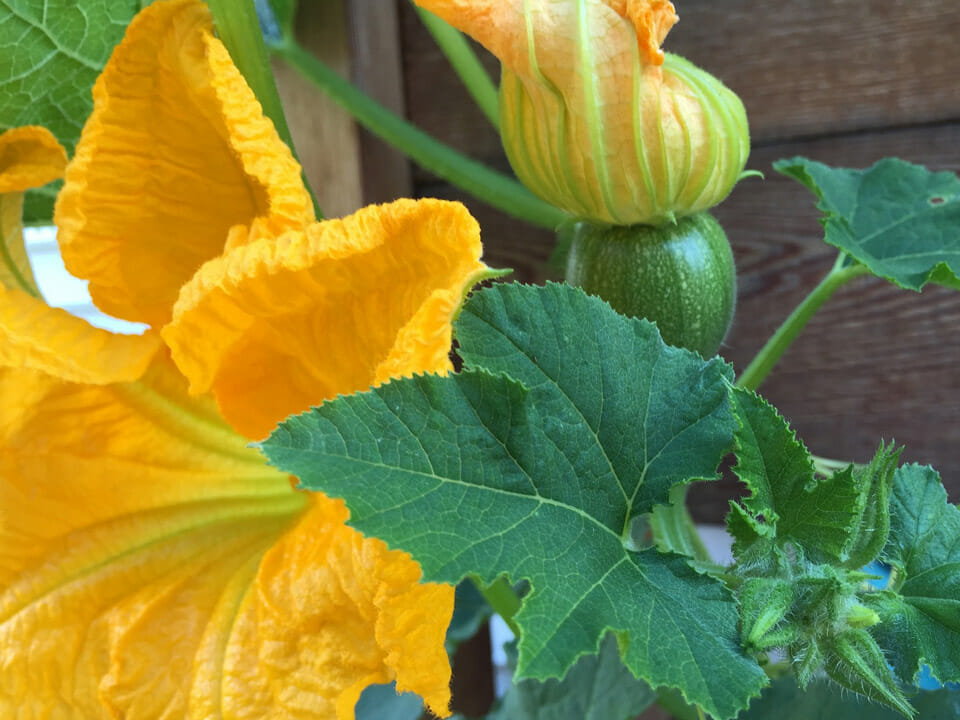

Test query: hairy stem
[269,39,569,230]
[736,254,870,391]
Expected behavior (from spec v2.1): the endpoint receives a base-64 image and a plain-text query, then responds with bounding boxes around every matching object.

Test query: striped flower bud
[416,0,751,226]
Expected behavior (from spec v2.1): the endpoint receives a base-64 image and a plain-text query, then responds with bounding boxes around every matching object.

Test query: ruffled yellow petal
[0,356,453,718]
[0,354,294,587]
[54,0,314,328]
[0,126,67,194]
[0,126,67,295]
[0,285,160,383]
[163,198,490,440]
[0,356,300,717]
[209,495,454,720]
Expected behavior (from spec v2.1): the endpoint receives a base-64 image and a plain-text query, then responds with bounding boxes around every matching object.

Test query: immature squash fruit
[414,0,750,226]
[565,213,736,357]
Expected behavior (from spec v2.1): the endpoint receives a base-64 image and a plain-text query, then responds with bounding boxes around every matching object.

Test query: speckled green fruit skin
[564,213,736,357]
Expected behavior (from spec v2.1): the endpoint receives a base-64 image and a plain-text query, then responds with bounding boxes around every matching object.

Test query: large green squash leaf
[866,464,960,688]
[775,157,960,291]
[262,283,767,719]
[0,0,151,219]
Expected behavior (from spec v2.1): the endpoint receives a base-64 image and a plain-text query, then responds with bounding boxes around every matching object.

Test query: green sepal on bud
[500,53,750,226]
[738,577,798,651]
[825,630,915,718]
[840,442,900,569]
[564,212,736,357]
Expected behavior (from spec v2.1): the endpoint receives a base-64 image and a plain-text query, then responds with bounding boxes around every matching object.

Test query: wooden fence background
[280,0,960,509]
[276,3,959,710]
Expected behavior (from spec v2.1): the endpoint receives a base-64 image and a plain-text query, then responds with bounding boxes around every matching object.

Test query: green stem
[649,484,711,563]
[269,40,569,230]
[414,6,500,129]
[206,0,323,218]
[736,254,869,391]
[474,576,522,637]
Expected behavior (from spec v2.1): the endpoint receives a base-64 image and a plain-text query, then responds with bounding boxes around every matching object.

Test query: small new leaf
[738,577,796,651]
[866,464,960,688]
[263,283,768,719]
[730,388,856,564]
[775,157,960,292]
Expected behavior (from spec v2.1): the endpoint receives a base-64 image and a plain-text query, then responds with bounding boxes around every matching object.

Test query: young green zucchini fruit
[564,212,736,358]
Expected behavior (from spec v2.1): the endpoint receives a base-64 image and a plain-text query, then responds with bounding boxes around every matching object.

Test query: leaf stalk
[736,254,869,391]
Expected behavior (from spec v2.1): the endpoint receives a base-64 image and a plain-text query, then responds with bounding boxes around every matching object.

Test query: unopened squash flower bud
[415,0,751,226]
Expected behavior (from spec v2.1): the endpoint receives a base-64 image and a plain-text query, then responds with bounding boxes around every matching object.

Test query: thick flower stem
[206,0,323,218]
[736,255,870,391]
[269,39,570,231]
[414,6,500,128]
[474,576,522,637]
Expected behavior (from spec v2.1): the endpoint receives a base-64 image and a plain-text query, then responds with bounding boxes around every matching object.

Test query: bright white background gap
[24,226,147,335]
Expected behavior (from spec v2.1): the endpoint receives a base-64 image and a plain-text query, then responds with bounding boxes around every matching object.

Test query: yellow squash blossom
[415,0,750,226]
[0,1,493,717]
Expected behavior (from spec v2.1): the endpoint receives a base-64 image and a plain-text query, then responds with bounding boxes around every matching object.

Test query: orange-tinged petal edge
[163,198,491,440]
[55,0,313,328]
[605,0,678,65]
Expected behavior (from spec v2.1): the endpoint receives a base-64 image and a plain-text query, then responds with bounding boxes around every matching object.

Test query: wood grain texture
[273,0,365,218]
[346,0,414,203]
[667,0,960,142]
[398,0,960,154]
[274,0,363,218]
[399,1,502,175]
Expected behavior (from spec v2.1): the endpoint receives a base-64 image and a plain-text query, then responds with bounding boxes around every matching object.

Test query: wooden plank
[346,0,414,203]
[669,0,960,142]
[273,0,412,216]
[398,0,960,161]
[273,0,364,218]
